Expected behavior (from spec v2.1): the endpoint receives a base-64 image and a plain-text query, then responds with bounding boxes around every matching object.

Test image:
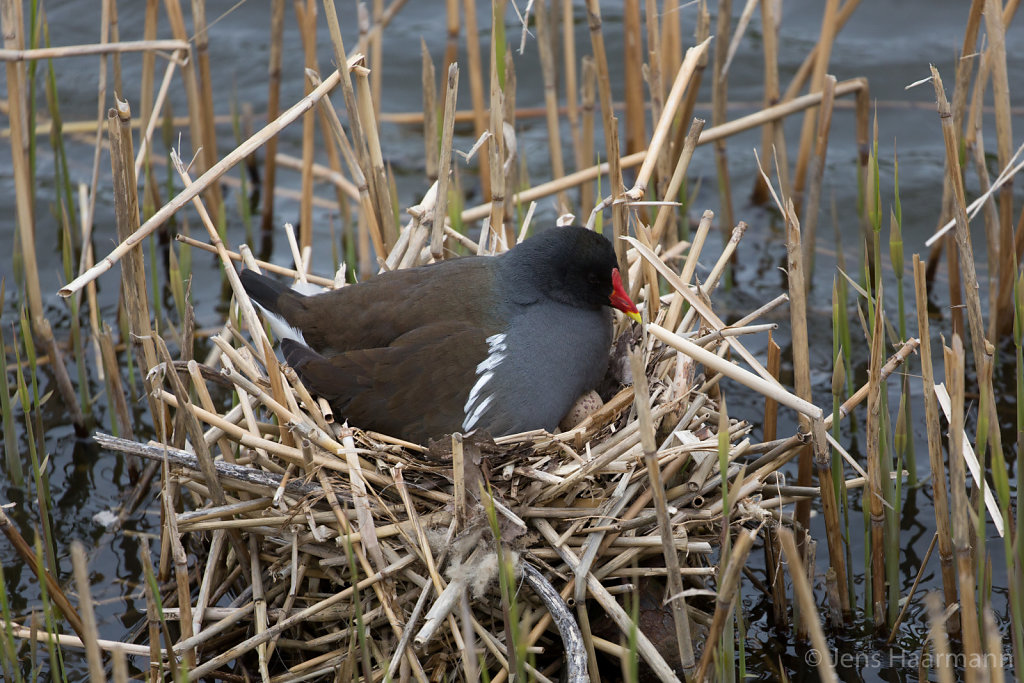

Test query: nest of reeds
[93,196,890,682]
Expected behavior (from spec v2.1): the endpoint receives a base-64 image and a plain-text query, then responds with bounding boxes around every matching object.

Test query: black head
[506,226,640,318]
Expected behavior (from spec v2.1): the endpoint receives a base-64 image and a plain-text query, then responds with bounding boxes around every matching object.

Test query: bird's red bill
[610,268,642,323]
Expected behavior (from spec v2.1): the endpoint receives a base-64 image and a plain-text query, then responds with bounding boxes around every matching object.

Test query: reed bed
[1,1,1022,682]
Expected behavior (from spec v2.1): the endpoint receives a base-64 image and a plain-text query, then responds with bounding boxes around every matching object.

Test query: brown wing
[279,258,499,356]
[282,321,490,444]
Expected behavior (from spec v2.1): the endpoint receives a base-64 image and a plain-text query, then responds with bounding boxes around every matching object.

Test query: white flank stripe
[462,333,507,431]
[463,395,494,432]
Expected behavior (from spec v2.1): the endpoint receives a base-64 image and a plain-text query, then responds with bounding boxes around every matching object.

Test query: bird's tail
[239,270,309,344]
[239,269,292,314]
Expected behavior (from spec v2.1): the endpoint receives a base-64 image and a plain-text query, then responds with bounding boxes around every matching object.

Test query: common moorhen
[240,226,641,443]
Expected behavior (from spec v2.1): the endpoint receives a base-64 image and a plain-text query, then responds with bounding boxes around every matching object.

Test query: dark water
[1,0,1022,680]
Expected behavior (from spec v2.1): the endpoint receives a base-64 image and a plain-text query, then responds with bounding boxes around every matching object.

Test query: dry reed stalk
[912,255,959,629]
[0,38,189,61]
[865,288,886,628]
[133,49,183,181]
[259,0,286,241]
[672,2,710,168]
[355,64,400,250]
[943,337,984,681]
[62,67,344,298]
[431,63,459,259]
[623,0,645,156]
[0,507,87,639]
[369,0,384,119]
[800,74,836,284]
[561,0,582,179]
[931,66,1003,464]
[983,0,1018,338]
[0,620,154,660]
[751,0,781,204]
[154,338,256,587]
[583,0,618,184]
[580,56,596,213]
[711,0,735,233]
[629,236,788,386]
[2,0,85,430]
[534,1,569,212]
[486,2,509,242]
[274,152,359,201]
[632,349,695,672]
[443,0,459,70]
[186,554,416,680]
[295,0,319,250]
[306,70,387,261]
[777,527,838,680]
[651,118,705,244]
[189,0,223,220]
[421,39,438,182]
[693,528,756,681]
[137,0,159,172]
[648,323,820,419]
[163,0,218,218]
[458,0,490,203]
[107,99,164,431]
[625,38,711,202]
[533,519,683,683]
[459,77,868,225]
[643,0,667,188]
[763,334,781,441]
[774,194,816,550]
[791,0,839,204]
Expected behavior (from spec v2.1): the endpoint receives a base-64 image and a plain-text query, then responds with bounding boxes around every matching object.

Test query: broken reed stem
[801,74,836,286]
[943,336,984,680]
[930,65,1005,467]
[534,1,568,213]
[430,63,459,259]
[562,0,582,179]
[295,0,318,251]
[711,0,735,234]
[981,0,1016,337]
[421,39,438,183]
[693,528,756,681]
[259,0,286,239]
[306,69,387,262]
[782,197,815,547]
[791,0,839,205]
[913,255,959,630]
[625,37,711,201]
[752,0,782,204]
[778,527,838,680]
[651,117,705,244]
[354,64,399,251]
[62,68,344,298]
[866,282,886,628]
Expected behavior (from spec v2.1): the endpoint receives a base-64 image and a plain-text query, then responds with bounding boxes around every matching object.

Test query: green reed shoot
[15,314,58,581]
[341,530,374,683]
[34,536,67,683]
[482,482,527,680]
[0,555,22,683]
[1,302,24,485]
[889,153,916,486]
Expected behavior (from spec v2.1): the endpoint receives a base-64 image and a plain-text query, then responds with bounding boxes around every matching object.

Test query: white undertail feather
[463,333,507,431]
[253,279,324,346]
